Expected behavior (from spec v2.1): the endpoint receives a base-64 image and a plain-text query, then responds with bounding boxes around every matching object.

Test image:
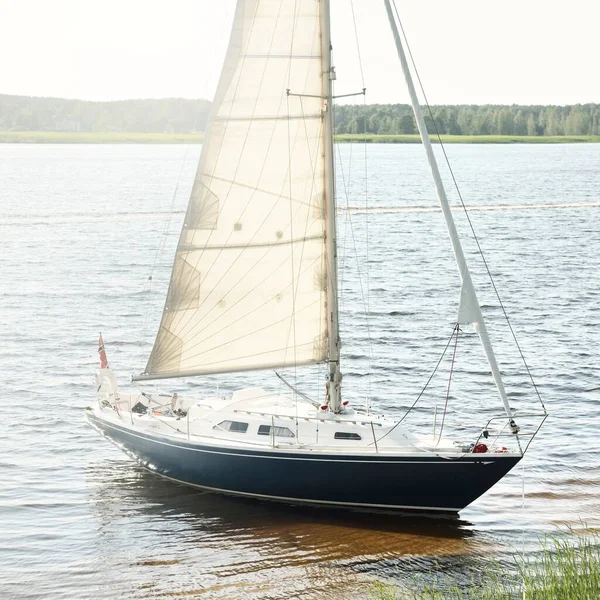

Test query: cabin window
[334,432,362,440]
[214,420,248,433]
[257,425,295,438]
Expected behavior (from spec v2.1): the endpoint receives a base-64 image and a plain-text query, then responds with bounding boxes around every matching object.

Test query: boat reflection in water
[86,460,501,599]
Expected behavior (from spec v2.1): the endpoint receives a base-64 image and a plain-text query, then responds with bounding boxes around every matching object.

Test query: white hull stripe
[87,412,518,465]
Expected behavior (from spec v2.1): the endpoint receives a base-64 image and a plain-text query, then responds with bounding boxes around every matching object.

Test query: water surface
[1,143,599,598]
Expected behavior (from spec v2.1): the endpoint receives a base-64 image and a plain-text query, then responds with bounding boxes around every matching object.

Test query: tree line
[334,103,600,136]
[0,95,210,133]
[1,94,598,136]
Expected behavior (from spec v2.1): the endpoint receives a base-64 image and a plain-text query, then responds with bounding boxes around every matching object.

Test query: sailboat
[86,0,547,513]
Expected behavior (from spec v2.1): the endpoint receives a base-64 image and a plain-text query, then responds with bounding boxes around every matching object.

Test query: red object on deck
[473,443,488,454]
[98,334,108,369]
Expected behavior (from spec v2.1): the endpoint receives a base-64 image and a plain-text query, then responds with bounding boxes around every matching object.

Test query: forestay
[140,0,330,380]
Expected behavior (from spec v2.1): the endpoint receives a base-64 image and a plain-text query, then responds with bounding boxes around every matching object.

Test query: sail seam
[164,297,321,366]
[179,233,324,252]
[158,255,323,368]
[282,4,324,377]
[157,0,291,357]
[282,88,325,372]
[155,4,322,370]
[148,0,329,375]
[149,0,266,367]
[214,114,321,122]
[136,355,324,380]
[162,188,323,359]
[164,183,323,357]
[242,53,320,58]
[163,136,324,360]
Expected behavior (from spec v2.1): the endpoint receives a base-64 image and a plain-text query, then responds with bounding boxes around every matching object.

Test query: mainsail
[139,0,330,380]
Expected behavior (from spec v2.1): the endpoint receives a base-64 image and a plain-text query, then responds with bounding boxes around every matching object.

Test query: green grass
[370,531,600,600]
[1,131,599,144]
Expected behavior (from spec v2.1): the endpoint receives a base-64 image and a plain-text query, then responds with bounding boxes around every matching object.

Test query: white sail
[139,0,329,380]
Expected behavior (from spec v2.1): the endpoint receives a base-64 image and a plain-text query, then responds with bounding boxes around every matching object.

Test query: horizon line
[0,92,598,108]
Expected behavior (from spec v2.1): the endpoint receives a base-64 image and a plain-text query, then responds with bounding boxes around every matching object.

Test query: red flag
[98,333,108,369]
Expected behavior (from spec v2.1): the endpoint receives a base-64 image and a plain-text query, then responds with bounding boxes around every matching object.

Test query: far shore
[1,131,599,144]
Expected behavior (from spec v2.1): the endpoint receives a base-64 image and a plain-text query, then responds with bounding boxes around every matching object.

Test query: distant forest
[334,103,600,136]
[0,95,211,133]
[1,94,599,136]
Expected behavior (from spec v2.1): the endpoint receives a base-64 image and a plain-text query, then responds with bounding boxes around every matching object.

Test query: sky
[0,0,598,106]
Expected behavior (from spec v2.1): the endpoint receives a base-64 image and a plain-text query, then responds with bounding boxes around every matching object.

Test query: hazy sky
[1,0,598,105]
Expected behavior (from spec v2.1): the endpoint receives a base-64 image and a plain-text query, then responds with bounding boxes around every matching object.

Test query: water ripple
[1,143,600,598]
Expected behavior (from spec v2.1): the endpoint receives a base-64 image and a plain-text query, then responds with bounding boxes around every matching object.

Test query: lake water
[1,143,599,599]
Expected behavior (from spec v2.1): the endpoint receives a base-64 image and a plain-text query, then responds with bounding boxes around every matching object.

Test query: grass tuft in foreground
[370,530,600,600]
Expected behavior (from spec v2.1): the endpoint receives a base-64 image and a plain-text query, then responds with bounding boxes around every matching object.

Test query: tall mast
[382,0,517,429]
[321,0,342,412]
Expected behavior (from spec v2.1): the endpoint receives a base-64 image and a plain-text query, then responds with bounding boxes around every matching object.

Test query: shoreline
[1,131,599,144]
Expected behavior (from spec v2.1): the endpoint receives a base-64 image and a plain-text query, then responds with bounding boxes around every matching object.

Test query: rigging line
[391,0,546,413]
[338,92,354,315]
[368,328,459,448]
[142,145,188,329]
[286,76,298,394]
[437,324,460,443]
[282,94,325,378]
[363,90,372,412]
[274,371,320,406]
[287,0,300,89]
[335,143,374,363]
[282,1,317,382]
[338,87,373,410]
[157,256,324,365]
[161,0,287,345]
[349,0,365,88]
[284,1,300,420]
[145,153,190,276]
[284,0,299,412]
[337,98,352,307]
[142,108,207,340]
[397,326,458,424]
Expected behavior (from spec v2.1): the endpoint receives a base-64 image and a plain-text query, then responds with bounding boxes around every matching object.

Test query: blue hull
[86,410,521,513]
